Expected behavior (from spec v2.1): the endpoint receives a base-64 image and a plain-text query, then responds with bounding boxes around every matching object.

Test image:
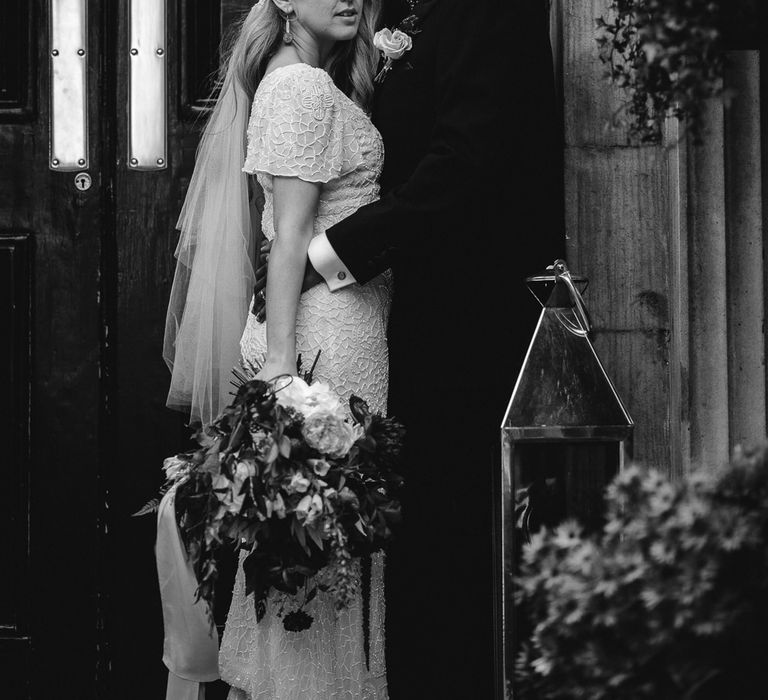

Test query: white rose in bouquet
[274,376,311,413]
[302,409,359,458]
[303,382,344,417]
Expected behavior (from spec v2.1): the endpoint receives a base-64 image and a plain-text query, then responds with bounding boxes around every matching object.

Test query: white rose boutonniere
[374,28,413,60]
[302,409,359,458]
[373,28,414,83]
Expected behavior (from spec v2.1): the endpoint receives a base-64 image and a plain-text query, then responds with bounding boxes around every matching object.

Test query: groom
[257,0,562,696]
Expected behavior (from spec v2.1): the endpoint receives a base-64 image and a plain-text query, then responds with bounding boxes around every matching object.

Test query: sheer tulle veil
[163,3,266,426]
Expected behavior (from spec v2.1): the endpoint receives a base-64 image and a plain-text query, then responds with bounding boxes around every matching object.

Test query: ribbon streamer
[156,487,220,700]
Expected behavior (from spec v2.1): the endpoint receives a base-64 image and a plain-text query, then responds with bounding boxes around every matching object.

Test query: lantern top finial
[527,259,591,333]
[527,259,587,304]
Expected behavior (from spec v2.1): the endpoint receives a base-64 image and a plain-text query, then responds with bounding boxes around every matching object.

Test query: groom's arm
[309,0,524,287]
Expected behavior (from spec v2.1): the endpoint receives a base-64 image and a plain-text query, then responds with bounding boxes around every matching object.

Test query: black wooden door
[1,0,110,696]
[0,2,247,698]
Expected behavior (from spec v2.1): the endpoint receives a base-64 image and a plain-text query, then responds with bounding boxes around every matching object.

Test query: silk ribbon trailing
[156,487,220,700]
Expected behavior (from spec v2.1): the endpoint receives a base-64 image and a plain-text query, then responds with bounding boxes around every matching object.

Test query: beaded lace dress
[219,63,391,700]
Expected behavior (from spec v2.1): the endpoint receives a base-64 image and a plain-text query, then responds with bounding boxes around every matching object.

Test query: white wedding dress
[218,64,391,700]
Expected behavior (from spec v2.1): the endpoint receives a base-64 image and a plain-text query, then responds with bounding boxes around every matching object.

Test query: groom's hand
[252,239,324,322]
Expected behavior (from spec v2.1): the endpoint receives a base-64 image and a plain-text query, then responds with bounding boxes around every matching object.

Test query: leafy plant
[595,0,727,143]
[515,443,768,699]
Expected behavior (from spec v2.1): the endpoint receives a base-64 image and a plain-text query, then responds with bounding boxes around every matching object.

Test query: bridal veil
[163,12,259,426]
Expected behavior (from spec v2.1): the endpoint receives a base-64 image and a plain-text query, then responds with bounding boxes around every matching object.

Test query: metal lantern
[495,259,634,699]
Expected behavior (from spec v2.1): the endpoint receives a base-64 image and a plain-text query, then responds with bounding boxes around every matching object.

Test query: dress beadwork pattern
[220,64,391,700]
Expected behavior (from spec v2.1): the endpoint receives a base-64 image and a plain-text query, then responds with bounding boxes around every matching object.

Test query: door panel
[0,0,109,697]
[0,233,33,700]
[0,0,35,121]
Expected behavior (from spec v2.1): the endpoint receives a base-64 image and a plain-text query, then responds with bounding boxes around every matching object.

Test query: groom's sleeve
[308,235,357,291]
[314,0,527,286]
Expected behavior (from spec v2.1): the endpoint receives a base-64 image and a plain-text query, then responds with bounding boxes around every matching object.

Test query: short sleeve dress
[220,64,390,700]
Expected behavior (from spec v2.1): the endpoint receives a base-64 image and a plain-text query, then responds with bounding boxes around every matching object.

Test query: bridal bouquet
[139,370,404,631]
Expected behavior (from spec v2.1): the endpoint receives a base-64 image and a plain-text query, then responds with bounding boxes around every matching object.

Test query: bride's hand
[256,357,297,383]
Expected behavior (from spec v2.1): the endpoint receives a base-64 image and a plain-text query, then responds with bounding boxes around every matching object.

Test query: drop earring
[283,14,294,44]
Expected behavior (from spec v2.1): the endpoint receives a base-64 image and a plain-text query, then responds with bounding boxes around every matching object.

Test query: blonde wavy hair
[223,0,381,111]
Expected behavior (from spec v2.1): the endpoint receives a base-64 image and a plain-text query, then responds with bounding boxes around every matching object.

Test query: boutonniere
[373,28,413,83]
[373,11,424,84]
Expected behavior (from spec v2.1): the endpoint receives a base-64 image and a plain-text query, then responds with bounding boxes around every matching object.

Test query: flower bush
[595,0,727,143]
[515,443,768,699]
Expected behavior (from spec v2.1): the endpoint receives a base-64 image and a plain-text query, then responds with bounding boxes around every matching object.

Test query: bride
[163,0,390,698]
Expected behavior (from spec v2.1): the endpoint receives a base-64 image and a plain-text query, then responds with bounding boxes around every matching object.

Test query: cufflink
[337,271,347,281]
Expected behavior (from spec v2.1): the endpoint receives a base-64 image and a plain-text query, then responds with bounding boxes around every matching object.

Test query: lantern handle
[548,259,592,334]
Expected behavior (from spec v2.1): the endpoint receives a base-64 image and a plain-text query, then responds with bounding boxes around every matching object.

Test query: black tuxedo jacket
[325,2,563,695]
[327,0,563,424]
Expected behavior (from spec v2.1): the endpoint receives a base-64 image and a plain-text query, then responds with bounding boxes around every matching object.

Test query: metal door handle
[50,0,88,171]
[128,0,168,171]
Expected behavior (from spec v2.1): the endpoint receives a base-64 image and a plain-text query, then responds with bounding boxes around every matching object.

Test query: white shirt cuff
[307,234,356,291]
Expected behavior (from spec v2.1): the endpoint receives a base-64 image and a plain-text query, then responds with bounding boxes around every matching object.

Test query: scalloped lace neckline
[261,61,331,83]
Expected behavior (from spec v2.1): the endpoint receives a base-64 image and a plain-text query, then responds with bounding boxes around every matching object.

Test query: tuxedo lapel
[381,0,439,27]
[410,0,439,23]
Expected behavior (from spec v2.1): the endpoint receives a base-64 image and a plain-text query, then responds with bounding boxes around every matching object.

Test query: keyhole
[74,172,92,191]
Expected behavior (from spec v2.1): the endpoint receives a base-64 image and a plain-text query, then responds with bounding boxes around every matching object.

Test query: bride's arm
[257,175,321,381]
